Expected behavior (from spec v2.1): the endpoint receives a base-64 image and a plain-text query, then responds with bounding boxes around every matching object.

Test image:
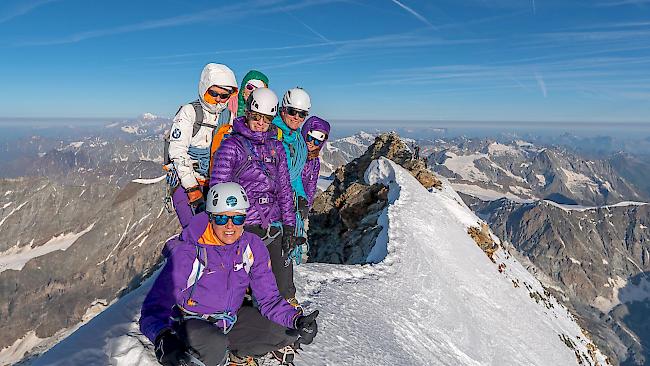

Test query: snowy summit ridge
[33,157,608,365]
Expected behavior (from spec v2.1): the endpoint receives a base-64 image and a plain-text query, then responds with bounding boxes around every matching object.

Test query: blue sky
[1,0,649,122]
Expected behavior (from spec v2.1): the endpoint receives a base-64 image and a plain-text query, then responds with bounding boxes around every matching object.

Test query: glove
[297,196,309,219]
[154,329,188,366]
[294,310,319,345]
[282,225,297,252]
[186,186,205,211]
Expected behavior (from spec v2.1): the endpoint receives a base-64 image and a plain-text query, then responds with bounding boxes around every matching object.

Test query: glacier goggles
[283,107,308,119]
[209,213,247,226]
[306,130,326,146]
[207,88,233,100]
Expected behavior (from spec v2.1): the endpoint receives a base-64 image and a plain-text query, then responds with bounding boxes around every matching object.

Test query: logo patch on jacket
[172,128,181,139]
[242,244,254,273]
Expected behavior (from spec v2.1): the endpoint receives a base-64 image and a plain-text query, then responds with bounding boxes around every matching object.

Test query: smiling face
[211,210,245,245]
[281,108,307,131]
[246,111,273,132]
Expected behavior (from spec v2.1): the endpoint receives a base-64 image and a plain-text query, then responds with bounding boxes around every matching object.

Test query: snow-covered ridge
[543,199,648,212]
[132,175,166,185]
[33,159,607,365]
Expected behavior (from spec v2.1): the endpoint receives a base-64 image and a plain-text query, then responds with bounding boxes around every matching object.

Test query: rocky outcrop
[309,132,441,264]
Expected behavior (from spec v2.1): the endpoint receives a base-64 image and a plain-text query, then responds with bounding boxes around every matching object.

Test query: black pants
[175,305,298,365]
[245,225,296,299]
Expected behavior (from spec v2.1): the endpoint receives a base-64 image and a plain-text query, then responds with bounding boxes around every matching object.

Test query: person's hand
[294,310,319,345]
[282,225,297,252]
[186,186,205,211]
[297,196,309,218]
[154,329,188,366]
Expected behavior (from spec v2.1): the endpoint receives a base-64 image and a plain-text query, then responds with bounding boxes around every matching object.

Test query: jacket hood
[198,63,238,114]
[301,116,331,148]
[237,70,269,117]
[233,116,277,145]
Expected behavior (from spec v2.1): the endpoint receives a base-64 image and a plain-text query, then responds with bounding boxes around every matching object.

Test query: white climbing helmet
[282,87,311,111]
[206,182,250,214]
[247,87,279,116]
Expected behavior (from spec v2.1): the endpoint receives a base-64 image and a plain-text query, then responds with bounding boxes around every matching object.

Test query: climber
[209,87,301,305]
[300,116,331,209]
[164,63,238,228]
[235,70,270,117]
[139,182,319,366]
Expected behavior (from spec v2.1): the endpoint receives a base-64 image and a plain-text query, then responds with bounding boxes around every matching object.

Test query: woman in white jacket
[168,63,238,228]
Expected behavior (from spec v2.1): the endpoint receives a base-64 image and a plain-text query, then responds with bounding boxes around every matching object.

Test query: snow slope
[32,158,607,366]
[0,223,95,273]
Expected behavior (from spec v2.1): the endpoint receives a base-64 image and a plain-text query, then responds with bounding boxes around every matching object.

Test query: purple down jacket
[139,212,301,342]
[301,116,331,206]
[210,117,295,227]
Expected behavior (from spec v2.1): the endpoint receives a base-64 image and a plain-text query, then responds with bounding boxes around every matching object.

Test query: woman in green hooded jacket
[236,70,270,117]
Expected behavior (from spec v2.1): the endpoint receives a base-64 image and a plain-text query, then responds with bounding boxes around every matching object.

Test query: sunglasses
[248,111,274,123]
[284,107,308,119]
[306,135,324,146]
[210,214,247,226]
[207,89,232,100]
[245,83,258,91]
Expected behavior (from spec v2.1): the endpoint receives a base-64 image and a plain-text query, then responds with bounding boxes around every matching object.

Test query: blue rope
[182,312,238,334]
[188,146,211,178]
[288,133,307,184]
[290,196,307,265]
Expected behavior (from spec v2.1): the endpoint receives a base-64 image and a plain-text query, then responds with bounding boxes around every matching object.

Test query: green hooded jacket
[237,70,270,117]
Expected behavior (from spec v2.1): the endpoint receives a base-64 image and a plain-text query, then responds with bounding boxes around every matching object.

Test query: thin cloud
[14,0,341,46]
[389,0,435,28]
[597,0,650,6]
[128,28,488,63]
[0,0,59,24]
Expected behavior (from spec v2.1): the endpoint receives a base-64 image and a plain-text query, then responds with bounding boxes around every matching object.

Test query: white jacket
[168,64,237,189]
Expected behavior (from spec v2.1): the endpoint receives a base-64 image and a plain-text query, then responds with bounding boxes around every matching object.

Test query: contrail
[390,0,435,28]
[532,0,536,14]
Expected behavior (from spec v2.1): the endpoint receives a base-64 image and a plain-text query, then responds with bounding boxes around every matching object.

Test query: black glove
[282,225,297,252]
[154,329,188,366]
[294,310,319,345]
[297,196,309,219]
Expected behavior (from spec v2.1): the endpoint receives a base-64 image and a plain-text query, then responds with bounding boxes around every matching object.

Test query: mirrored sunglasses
[210,214,247,226]
[306,135,324,146]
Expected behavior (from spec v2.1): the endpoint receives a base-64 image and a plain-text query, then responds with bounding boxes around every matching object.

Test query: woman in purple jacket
[300,116,331,208]
[140,183,318,366]
[209,87,300,302]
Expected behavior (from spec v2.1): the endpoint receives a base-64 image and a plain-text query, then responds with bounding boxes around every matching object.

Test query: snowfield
[31,158,607,366]
[0,223,95,273]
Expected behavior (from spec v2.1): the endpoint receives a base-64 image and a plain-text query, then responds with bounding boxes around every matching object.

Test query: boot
[227,352,258,366]
[270,344,296,365]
